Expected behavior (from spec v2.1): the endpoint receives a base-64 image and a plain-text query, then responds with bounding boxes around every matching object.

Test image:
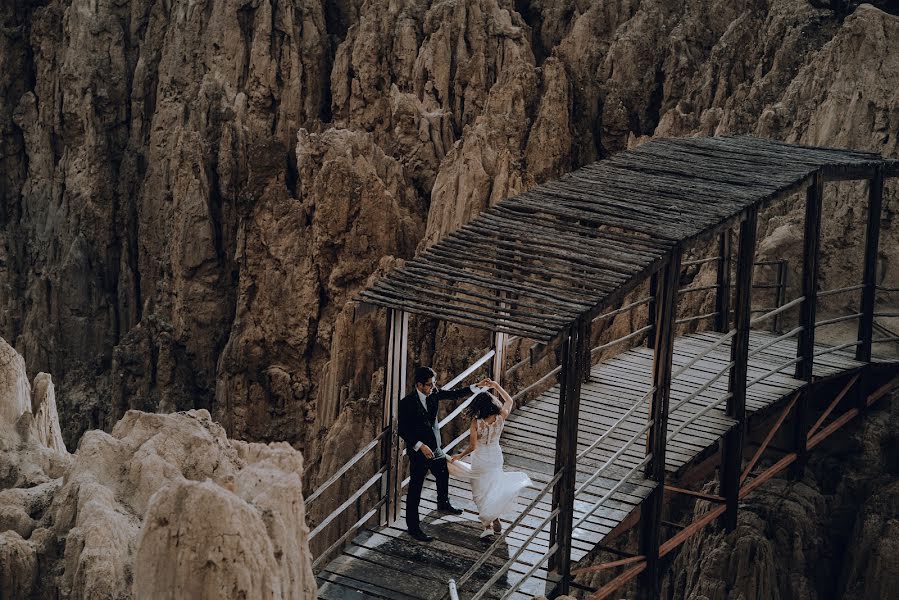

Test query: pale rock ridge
[1,338,315,599]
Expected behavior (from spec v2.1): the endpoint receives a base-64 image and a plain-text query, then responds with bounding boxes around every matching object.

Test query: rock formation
[657,396,899,600]
[0,338,316,599]
[2,0,899,582]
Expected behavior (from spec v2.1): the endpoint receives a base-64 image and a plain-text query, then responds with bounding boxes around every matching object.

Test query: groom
[398,366,481,542]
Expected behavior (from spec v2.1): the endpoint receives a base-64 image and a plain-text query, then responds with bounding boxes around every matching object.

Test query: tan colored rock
[0,530,38,600]
[0,337,30,428]
[30,373,66,454]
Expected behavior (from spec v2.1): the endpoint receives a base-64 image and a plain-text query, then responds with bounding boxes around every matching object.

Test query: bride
[448,378,532,538]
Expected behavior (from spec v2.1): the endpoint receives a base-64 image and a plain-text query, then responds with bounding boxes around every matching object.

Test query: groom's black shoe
[409,528,433,542]
[436,501,463,516]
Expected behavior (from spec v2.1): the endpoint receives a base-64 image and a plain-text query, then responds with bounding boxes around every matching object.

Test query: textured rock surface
[3,0,899,570]
[0,340,315,599]
[656,398,899,600]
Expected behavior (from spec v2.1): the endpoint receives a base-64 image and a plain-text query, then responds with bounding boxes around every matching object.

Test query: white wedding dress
[447,415,533,525]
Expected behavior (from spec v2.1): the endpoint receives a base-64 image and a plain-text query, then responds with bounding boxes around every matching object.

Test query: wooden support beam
[380,309,408,526]
[806,374,859,441]
[548,319,587,595]
[492,331,507,387]
[741,393,798,485]
[639,249,681,599]
[856,166,884,362]
[715,229,732,332]
[647,274,658,348]
[722,209,757,530]
[792,172,823,478]
[664,485,726,504]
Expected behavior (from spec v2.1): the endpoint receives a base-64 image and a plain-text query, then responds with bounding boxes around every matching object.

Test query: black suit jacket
[398,385,473,459]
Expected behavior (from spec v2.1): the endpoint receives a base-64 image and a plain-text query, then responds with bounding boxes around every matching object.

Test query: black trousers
[405,454,450,531]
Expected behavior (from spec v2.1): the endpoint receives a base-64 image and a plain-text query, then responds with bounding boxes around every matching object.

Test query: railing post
[774,260,787,335]
[721,209,757,531]
[792,172,823,478]
[639,248,681,600]
[647,274,658,348]
[715,229,732,332]
[548,319,586,595]
[381,308,408,526]
[856,165,884,363]
[491,331,507,387]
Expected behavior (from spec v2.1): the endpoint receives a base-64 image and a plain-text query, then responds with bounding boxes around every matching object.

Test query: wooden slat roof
[358,136,898,341]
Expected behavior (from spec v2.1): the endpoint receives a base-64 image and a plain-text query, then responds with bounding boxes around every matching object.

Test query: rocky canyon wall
[2,0,898,495]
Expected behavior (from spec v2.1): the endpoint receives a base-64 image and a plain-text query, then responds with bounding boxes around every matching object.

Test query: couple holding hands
[398,366,532,542]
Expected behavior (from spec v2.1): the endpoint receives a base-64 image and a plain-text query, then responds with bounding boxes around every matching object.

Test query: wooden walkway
[316,330,866,600]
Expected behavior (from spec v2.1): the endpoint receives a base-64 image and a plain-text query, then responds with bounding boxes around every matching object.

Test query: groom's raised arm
[432,383,479,402]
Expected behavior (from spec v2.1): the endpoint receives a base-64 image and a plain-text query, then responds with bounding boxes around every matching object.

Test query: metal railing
[308,346,496,568]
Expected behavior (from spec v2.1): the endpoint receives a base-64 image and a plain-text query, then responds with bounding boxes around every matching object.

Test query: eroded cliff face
[2,1,898,491]
[655,398,899,600]
[0,337,317,600]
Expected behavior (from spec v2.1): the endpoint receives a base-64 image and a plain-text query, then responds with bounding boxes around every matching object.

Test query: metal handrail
[593,296,654,322]
[876,285,899,292]
[815,313,862,328]
[311,496,387,569]
[671,329,737,380]
[306,428,389,505]
[666,361,734,421]
[309,466,386,540]
[448,579,460,600]
[590,324,654,355]
[495,543,559,600]
[682,256,721,267]
[747,326,803,359]
[576,421,652,495]
[814,340,862,357]
[678,284,720,294]
[750,296,804,326]
[573,455,652,530]
[666,393,732,442]
[746,356,802,388]
[676,311,718,325]
[454,470,563,591]
[873,336,899,343]
[874,311,899,318]
[577,386,656,461]
[469,508,561,600]
[512,365,562,402]
[446,349,496,388]
[818,284,864,298]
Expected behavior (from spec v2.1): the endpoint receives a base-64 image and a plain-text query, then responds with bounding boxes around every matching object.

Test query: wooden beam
[856,166,884,362]
[715,229,732,332]
[806,374,859,441]
[548,319,586,595]
[792,172,823,478]
[722,209,757,530]
[639,248,681,599]
[741,393,798,485]
[381,309,408,526]
[664,485,726,503]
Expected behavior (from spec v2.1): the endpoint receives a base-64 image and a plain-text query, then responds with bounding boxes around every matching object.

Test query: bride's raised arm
[488,380,514,419]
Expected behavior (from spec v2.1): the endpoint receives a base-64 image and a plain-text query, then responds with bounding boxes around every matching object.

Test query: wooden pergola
[348,136,897,598]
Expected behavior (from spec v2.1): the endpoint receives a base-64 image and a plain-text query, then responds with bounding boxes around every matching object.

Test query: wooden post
[380,308,408,525]
[856,166,884,363]
[548,319,586,595]
[647,274,659,348]
[715,229,732,332]
[639,249,681,599]
[491,331,507,386]
[792,173,823,478]
[721,209,757,531]
[583,319,594,383]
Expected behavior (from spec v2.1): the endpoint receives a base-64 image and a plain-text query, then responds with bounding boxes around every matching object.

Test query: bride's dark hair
[463,392,501,421]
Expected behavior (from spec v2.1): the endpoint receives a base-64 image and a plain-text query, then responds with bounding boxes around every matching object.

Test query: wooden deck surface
[316,330,866,600]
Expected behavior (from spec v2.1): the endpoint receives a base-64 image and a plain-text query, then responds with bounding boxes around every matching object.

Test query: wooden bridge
[306,137,899,600]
